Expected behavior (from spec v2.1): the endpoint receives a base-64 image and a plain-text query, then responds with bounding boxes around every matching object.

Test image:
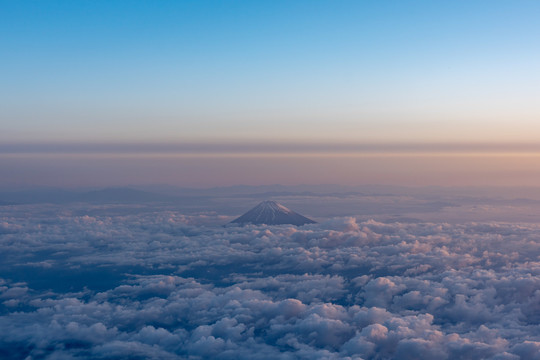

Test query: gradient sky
[1,1,540,187]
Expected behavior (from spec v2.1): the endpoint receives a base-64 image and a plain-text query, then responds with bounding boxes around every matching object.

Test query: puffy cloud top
[0,204,539,359]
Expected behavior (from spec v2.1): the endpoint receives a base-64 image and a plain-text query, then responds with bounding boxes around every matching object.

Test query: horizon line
[3,141,540,156]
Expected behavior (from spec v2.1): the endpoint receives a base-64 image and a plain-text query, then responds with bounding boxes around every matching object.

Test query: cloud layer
[0,204,539,359]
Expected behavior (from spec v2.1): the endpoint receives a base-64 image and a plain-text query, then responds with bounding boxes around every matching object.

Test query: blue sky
[2,0,540,144]
[2,1,540,187]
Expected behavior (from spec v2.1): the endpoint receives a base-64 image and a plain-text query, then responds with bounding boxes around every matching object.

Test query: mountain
[0,187,175,204]
[231,200,316,226]
[76,188,173,203]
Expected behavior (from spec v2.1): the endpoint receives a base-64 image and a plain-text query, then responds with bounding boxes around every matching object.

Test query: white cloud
[0,204,539,358]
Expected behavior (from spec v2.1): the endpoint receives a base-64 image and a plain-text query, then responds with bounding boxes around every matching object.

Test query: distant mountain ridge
[0,187,173,205]
[231,200,316,226]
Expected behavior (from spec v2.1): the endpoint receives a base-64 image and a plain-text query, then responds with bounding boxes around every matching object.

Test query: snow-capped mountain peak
[231,200,316,226]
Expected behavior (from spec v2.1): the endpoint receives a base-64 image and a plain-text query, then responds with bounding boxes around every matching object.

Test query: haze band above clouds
[3,142,540,155]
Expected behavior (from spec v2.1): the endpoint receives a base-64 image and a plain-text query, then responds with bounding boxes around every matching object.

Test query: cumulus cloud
[0,203,539,358]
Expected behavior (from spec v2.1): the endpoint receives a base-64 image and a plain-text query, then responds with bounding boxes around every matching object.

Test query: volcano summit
[231,200,316,226]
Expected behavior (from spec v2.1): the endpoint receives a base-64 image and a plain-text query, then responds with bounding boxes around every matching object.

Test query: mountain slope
[231,200,316,226]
